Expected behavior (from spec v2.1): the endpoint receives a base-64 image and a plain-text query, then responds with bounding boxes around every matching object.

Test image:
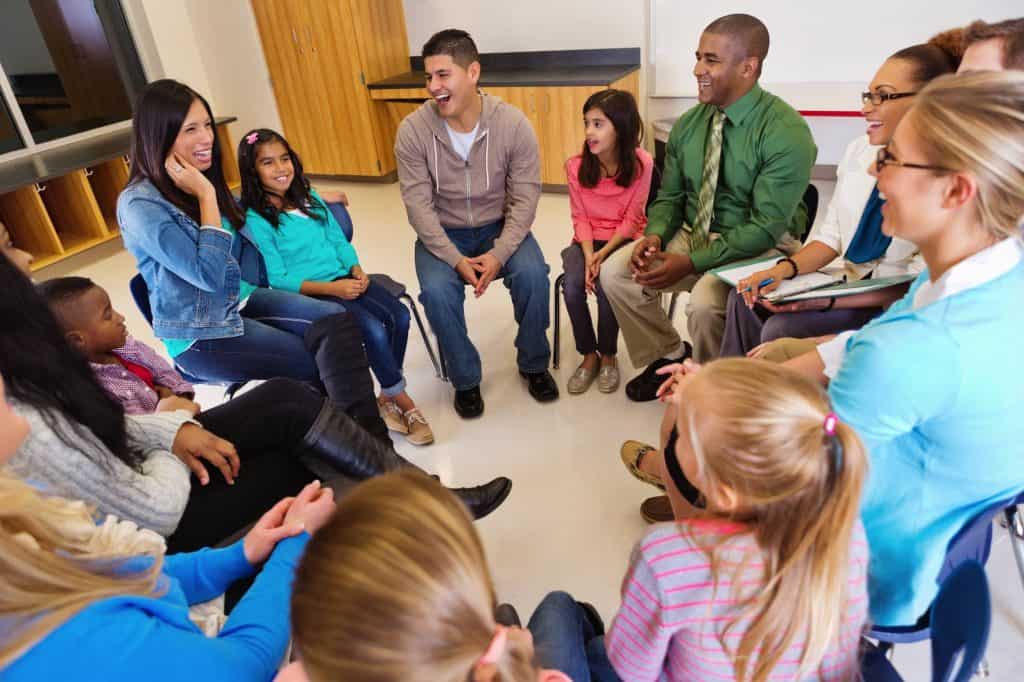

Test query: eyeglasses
[875,146,954,174]
[861,91,916,106]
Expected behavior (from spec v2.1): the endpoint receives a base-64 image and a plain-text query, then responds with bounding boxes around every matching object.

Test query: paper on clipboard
[772,274,917,302]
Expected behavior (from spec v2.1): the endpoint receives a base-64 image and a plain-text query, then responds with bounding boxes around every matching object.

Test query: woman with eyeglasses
[720,35,962,359]
[776,70,1024,628]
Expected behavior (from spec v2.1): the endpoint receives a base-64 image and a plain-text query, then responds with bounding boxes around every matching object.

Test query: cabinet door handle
[84,168,94,177]
[306,27,316,53]
[33,182,46,193]
[291,27,302,54]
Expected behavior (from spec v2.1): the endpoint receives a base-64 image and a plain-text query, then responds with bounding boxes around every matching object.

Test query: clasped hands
[628,235,694,290]
[456,254,502,298]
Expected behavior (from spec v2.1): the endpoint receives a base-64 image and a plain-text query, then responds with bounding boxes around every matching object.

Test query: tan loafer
[378,396,408,433]
[403,408,434,446]
[620,440,666,491]
[567,364,597,394]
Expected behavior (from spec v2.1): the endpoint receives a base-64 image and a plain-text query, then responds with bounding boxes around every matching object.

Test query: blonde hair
[909,70,1024,240]
[677,359,867,682]
[0,473,162,668]
[291,470,535,682]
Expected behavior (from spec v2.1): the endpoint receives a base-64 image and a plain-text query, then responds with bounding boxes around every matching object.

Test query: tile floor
[38,178,1024,681]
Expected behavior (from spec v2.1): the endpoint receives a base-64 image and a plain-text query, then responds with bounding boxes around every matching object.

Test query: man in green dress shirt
[601,14,817,401]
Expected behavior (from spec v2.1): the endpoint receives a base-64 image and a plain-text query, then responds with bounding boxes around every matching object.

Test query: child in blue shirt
[239,129,432,446]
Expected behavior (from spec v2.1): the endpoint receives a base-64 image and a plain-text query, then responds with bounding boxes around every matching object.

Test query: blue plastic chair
[867,489,1024,651]
[324,201,444,379]
[128,274,248,399]
[861,561,991,682]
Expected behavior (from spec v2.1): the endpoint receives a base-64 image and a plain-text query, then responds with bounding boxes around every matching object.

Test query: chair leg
[552,273,565,370]
[667,291,681,320]
[1005,505,1024,592]
[225,381,247,400]
[401,293,443,380]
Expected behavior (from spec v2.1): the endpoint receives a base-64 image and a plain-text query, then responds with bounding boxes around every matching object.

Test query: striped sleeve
[606,543,673,682]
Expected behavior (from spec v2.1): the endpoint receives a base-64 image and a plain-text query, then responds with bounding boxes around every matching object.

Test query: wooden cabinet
[251,0,408,177]
[2,121,236,271]
[370,71,639,186]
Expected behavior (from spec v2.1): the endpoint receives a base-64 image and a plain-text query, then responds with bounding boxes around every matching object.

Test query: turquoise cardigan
[245,189,359,292]
[830,254,1024,626]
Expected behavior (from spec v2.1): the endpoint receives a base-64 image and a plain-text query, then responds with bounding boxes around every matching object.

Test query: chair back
[646,163,663,212]
[803,183,819,233]
[129,273,154,326]
[326,202,354,242]
[930,561,991,682]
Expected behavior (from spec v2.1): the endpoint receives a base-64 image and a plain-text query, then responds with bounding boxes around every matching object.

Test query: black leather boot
[303,312,390,443]
[300,402,512,519]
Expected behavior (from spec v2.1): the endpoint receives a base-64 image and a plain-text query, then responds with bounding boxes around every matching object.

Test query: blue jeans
[175,287,347,383]
[414,221,551,390]
[528,591,621,682]
[317,279,410,396]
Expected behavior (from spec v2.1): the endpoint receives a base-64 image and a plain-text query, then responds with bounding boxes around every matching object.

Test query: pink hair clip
[823,412,839,436]
[478,626,507,666]
[245,132,258,145]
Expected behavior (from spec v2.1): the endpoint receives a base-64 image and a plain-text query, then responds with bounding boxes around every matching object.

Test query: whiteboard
[650,1,1021,97]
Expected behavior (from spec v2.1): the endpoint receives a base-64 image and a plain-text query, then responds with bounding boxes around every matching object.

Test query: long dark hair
[0,256,142,470]
[237,128,325,228]
[578,89,644,189]
[127,79,244,229]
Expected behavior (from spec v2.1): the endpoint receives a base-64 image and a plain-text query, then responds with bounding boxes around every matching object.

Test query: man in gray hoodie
[395,29,558,418]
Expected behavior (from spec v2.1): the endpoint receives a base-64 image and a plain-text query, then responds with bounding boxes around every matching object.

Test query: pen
[739,277,774,294]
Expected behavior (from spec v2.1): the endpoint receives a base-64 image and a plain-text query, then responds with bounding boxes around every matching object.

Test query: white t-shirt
[445,121,478,161]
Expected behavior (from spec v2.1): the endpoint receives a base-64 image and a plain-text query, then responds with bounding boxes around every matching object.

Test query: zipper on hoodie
[465,159,473,225]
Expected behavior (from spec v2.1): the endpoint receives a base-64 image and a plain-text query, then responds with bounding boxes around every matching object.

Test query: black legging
[167,378,323,553]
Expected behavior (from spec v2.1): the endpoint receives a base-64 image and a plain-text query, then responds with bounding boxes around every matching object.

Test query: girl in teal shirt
[239,129,432,446]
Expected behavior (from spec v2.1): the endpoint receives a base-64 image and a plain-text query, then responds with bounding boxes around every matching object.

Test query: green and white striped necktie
[689,108,725,250]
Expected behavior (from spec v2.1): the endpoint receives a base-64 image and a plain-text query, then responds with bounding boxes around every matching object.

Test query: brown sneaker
[403,408,434,446]
[377,397,408,434]
[640,495,674,524]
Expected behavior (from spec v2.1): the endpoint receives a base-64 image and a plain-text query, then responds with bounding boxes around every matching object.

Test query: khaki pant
[600,230,799,367]
[752,336,819,363]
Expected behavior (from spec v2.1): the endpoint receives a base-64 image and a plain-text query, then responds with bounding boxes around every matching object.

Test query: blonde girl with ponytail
[280,469,573,682]
[604,358,869,682]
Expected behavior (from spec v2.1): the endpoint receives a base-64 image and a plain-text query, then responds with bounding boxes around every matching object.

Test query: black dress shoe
[495,603,522,627]
[520,370,559,402]
[624,343,693,402]
[454,386,485,419]
[452,476,512,519]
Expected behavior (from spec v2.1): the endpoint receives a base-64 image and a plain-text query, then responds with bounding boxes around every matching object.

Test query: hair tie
[823,412,844,475]
[245,132,258,145]
[478,626,507,666]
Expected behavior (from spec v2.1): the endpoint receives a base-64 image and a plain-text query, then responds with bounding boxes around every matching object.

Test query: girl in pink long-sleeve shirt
[606,359,869,681]
[562,89,653,395]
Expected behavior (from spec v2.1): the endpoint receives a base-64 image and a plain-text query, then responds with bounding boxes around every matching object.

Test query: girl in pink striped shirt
[606,359,870,681]
[562,89,653,395]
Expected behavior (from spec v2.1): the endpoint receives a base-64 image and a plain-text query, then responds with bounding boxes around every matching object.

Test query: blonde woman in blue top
[641,72,1024,629]
[239,129,432,446]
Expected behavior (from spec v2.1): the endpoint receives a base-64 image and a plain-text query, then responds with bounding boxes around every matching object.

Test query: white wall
[404,0,644,54]
[122,0,281,142]
[0,2,56,75]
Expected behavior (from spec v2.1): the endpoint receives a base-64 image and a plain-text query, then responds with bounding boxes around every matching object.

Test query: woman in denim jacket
[118,80,384,438]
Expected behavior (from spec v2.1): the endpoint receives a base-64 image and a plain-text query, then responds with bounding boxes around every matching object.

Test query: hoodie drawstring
[432,136,440,192]
[484,133,490,191]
